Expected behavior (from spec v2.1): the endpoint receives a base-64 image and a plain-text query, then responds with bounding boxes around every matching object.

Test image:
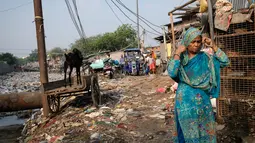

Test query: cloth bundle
[214,0,233,31]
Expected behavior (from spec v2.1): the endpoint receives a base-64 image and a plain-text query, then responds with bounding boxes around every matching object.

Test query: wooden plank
[168,0,197,15]
[43,75,91,93]
[186,7,199,13]
[215,31,255,38]
[170,13,176,50]
[208,0,215,44]
[221,76,255,80]
[228,55,255,58]
[172,13,187,15]
[43,79,67,91]
[177,8,190,11]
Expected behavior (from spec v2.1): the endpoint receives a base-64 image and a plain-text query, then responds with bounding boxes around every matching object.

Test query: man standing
[119,54,125,74]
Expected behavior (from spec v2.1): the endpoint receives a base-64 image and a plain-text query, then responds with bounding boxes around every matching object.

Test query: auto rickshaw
[123,48,144,75]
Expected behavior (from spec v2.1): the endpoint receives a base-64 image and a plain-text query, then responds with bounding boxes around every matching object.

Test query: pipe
[0,92,42,112]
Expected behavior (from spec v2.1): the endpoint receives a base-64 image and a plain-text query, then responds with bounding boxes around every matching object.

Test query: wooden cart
[42,74,101,113]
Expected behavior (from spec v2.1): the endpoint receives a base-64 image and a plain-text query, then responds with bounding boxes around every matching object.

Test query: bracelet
[173,54,180,58]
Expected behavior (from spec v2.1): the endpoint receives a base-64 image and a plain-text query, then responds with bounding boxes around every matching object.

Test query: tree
[70,24,138,55]
[114,24,137,49]
[17,58,27,65]
[27,49,38,62]
[0,53,18,65]
[48,47,64,59]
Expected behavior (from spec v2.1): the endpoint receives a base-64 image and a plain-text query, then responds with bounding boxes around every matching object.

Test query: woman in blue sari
[168,27,229,143]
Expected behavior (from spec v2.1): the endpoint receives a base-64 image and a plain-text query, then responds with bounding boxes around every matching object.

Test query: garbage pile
[0,72,64,120]
[20,75,177,142]
[0,72,64,94]
[22,62,40,72]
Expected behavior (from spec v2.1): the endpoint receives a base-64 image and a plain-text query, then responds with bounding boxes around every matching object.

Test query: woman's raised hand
[202,37,218,52]
[176,45,186,55]
[202,37,212,47]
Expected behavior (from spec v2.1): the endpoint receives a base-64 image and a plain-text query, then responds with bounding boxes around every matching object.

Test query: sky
[0,0,189,58]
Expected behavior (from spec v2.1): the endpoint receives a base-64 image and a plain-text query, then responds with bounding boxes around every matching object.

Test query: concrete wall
[0,63,14,75]
[109,51,123,61]
[97,51,123,62]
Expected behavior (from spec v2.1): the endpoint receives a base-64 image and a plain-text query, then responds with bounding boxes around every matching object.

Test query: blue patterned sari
[168,49,229,143]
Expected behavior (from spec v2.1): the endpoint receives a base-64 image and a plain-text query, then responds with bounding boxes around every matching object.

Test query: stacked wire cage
[215,10,255,136]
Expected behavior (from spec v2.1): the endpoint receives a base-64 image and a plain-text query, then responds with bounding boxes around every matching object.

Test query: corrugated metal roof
[228,0,248,11]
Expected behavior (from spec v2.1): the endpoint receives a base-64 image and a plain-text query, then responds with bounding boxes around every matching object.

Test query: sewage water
[0,115,25,126]
[0,116,25,143]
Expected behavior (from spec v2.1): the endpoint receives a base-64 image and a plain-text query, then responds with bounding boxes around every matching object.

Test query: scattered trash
[216,124,225,131]
[85,107,97,114]
[149,114,165,119]
[156,88,166,93]
[85,112,101,118]
[48,136,64,143]
[90,132,101,140]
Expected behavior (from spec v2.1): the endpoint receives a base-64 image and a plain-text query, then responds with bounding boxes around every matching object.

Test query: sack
[113,60,119,65]
[199,0,208,13]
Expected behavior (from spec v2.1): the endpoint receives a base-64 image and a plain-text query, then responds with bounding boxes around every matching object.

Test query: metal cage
[215,10,255,136]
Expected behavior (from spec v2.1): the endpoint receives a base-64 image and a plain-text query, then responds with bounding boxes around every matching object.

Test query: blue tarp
[90,60,104,69]
[90,59,119,69]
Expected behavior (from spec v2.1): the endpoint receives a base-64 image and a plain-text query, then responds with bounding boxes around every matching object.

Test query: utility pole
[136,0,140,49]
[33,0,48,84]
[141,29,145,53]
[33,0,49,116]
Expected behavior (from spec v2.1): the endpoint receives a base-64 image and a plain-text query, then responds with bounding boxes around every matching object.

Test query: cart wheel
[91,75,101,107]
[47,95,60,113]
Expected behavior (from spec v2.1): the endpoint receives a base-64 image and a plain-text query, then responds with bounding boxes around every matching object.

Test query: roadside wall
[109,51,123,61]
[97,51,123,61]
[0,63,14,75]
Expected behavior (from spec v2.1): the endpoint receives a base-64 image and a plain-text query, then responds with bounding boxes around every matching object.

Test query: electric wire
[72,0,86,38]
[105,0,124,24]
[0,1,32,13]
[116,0,161,29]
[116,0,161,34]
[110,0,161,37]
[65,0,83,38]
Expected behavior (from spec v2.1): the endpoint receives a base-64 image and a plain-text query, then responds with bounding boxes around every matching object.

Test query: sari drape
[168,49,229,143]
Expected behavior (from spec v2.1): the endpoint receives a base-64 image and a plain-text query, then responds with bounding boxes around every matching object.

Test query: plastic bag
[199,0,208,13]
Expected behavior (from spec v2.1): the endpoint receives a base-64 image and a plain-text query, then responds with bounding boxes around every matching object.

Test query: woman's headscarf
[180,27,202,66]
[181,27,202,47]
